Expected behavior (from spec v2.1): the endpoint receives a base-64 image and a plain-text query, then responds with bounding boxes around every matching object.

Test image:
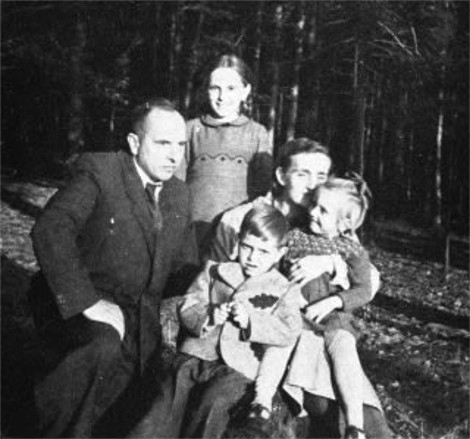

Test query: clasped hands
[213,300,249,329]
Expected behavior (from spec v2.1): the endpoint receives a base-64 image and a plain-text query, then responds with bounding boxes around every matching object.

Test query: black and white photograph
[1,1,468,438]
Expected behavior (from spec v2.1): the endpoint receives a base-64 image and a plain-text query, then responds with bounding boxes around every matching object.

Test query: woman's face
[208,67,251,122]
[276,152,332,206]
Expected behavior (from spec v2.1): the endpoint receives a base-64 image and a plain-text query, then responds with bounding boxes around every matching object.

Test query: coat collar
[216,262,285,291]
[119,151,157,256]
[200,114,250,127]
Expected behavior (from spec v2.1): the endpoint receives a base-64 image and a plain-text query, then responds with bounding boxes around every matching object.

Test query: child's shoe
[248,403,271,420]
[240,403,271,437]
[344,425,366,439]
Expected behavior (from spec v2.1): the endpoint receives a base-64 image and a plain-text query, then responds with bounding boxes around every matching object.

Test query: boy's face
[309,189,342,237]
[238,233,285,277]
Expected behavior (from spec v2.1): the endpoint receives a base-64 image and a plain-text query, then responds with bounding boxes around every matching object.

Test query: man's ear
[127,133,140,156]
[275,167,286,187]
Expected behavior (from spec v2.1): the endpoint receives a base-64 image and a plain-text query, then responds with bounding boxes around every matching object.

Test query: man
[29,98,199,437]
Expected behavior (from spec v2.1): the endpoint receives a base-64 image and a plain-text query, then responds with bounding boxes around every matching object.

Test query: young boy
[147,205,302,439]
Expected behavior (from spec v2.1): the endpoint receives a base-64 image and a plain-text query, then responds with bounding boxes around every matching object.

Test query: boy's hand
[213,303,231,326]
[304,296,343,323]
[230,300,250,329]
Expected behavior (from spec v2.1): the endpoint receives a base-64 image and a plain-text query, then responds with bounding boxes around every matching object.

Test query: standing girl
[177,54,272,253]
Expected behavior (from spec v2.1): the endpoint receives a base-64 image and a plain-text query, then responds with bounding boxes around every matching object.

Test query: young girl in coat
[177,53,272,254]
[250,176,390,439]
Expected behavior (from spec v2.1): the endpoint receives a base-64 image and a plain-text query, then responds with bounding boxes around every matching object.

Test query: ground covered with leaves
[1,178,469,438]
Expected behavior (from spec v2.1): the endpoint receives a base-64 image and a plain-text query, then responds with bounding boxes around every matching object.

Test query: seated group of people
[29,98,391,439]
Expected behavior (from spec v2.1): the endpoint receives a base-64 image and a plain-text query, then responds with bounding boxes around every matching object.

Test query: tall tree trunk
[252,1,264,97]
[267,4,283,150]
[169,2,183,97]
[286,2,306,140]
[435,64,446,229]
[378,103,387,187]
[151,2,162,87]
[352,40,366,174]
[407,129,414,202]
[183,4,205,112]
[306,3,320,132]
[67,9,86,164]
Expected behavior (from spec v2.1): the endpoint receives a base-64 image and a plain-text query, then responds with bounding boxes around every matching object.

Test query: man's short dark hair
[239,205,288,248]
[130,97,179,137]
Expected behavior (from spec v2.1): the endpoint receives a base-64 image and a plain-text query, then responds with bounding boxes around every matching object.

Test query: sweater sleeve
[249,123,272,198]
[336,249,372,312]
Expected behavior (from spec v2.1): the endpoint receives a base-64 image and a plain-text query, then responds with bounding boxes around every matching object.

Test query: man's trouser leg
[182,359,252,439]
[35,316,135,438]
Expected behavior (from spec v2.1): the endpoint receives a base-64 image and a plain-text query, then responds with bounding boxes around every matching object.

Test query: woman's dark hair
[239,205,289,248]
[272,138,331,196]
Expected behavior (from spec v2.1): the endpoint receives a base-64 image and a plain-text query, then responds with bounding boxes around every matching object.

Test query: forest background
[1,1,469,438]
[2,0,469,245]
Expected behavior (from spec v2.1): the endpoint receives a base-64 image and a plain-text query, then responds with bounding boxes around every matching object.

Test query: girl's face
[309,189,342,237]
[208,67,251,122]
[276,152,331,206]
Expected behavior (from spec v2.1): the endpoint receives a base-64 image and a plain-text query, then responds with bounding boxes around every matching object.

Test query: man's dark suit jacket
[31,150,199,369]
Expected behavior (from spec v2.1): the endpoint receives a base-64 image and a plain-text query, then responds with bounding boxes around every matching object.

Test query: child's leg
[324,329,364,431]
[254,344,295,411]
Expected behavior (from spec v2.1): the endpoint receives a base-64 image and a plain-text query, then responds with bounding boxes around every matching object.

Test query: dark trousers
[301,392,392,439]
[129,354,252,439]
[34,315,138,438]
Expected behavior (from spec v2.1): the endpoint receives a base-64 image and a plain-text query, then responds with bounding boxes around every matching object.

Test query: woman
[208,137,390,439]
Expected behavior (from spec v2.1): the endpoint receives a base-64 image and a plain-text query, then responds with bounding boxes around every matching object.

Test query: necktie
[145,182,163,231]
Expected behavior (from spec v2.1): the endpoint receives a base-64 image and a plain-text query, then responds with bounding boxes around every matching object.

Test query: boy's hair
[273,138,331,195]
[239,205,289,247]
[130,97,179,137]
[309,174,372,236]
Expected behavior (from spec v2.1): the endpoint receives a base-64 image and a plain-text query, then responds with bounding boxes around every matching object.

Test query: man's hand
[304,296,343,323]
[83,299,125,340]
[288,255,336,285]
[213,303,231,326]
[230,300,250,329]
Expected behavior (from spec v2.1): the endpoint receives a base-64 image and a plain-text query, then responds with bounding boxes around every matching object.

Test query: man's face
[127,108,186,182]
[238,233,284,277]
[276,152,332,205]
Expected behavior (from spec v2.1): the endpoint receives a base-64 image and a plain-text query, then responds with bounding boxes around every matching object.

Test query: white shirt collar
[133,158,163,189]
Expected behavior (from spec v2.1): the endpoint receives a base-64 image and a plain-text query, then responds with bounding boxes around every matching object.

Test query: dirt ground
[1,178,469,438]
